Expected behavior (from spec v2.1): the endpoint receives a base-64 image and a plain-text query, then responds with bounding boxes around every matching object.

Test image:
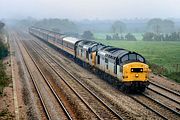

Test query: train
[29,26,150,92]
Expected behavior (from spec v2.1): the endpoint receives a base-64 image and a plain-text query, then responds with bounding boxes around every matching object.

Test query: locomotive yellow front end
[122,62,150,92]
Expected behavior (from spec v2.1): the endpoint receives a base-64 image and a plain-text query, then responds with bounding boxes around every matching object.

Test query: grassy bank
[0,36,9,94]
[0,61,10,94]
[94,35,180,83]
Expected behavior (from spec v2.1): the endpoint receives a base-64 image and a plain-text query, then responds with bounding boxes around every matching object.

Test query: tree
[111,21,126,34]
[82,31,94,39]
[106,35,112,40]
[112,33,120,40]
[147,18,162,34]
[142,32,155,41]
[0,40,8,59]
[0,21,5,31]
[125,33,136,41]
[147,18,175,34]
[163,20,174,33]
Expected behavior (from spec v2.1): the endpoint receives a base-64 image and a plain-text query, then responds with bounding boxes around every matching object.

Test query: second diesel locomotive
[29,27,150,92]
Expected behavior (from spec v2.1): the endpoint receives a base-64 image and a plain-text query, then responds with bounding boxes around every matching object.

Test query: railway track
[149,81,180,102]
[130,94,179,120]
[19,30,180,119]
[147,81,180,111]
[14,33,73,120]
[142,92,180,115]
[129,88,180,120]
[28,34,180,119]
[24,37,125,120]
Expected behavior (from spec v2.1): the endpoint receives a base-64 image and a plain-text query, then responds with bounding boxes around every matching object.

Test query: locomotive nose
[122,62,149,82]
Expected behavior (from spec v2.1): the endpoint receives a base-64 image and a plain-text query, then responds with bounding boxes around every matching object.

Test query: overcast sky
[1,0,180,20]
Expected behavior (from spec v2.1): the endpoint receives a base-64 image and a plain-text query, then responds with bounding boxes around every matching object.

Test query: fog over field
[1,0,180,20]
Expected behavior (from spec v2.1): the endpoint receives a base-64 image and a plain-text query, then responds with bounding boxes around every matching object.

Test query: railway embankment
[0,28,14,119]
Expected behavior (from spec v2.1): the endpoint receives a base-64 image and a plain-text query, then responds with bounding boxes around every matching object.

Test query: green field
[94,33,180,82]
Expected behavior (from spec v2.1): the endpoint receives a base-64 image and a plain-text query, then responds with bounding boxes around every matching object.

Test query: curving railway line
[10,30,180,120]
[14,32,73,120]
[30,33,180,120]
[29,30,180,119]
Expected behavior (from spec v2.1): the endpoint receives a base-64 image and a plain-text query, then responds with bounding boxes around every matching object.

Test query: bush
[0,38,9,94]
[0,61,9,94]
[0,40,8,59]
[125,33,136,41]
[148,62,168,75]
[82,31,94,39]
[165,72,180,83]
[142,32,180,41]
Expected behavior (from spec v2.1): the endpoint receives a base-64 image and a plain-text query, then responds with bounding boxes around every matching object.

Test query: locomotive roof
[77,40,98,49]
[98,46,136,60]
[63,37,81,44]
[104,48,127,57]
[78,40,96,45]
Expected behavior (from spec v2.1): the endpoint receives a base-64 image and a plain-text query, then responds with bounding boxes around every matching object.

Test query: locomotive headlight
[135,74,139,77]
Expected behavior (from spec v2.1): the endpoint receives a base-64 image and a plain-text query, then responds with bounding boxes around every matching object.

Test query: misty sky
[1,0,180,20]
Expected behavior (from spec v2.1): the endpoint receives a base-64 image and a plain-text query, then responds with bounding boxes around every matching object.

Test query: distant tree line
[142,32,180,41]
[34,18,78,33]
[106,33,136,41]
[147,18,175,34]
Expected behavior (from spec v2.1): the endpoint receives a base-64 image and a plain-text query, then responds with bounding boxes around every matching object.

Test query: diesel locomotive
[29,27,150,92]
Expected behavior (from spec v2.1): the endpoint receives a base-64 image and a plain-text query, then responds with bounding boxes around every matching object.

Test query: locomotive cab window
[129,54,136,60]
[137,55,145,62]
[121,55,128,62]
[91,46,97,52]
[120,53,145,63]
